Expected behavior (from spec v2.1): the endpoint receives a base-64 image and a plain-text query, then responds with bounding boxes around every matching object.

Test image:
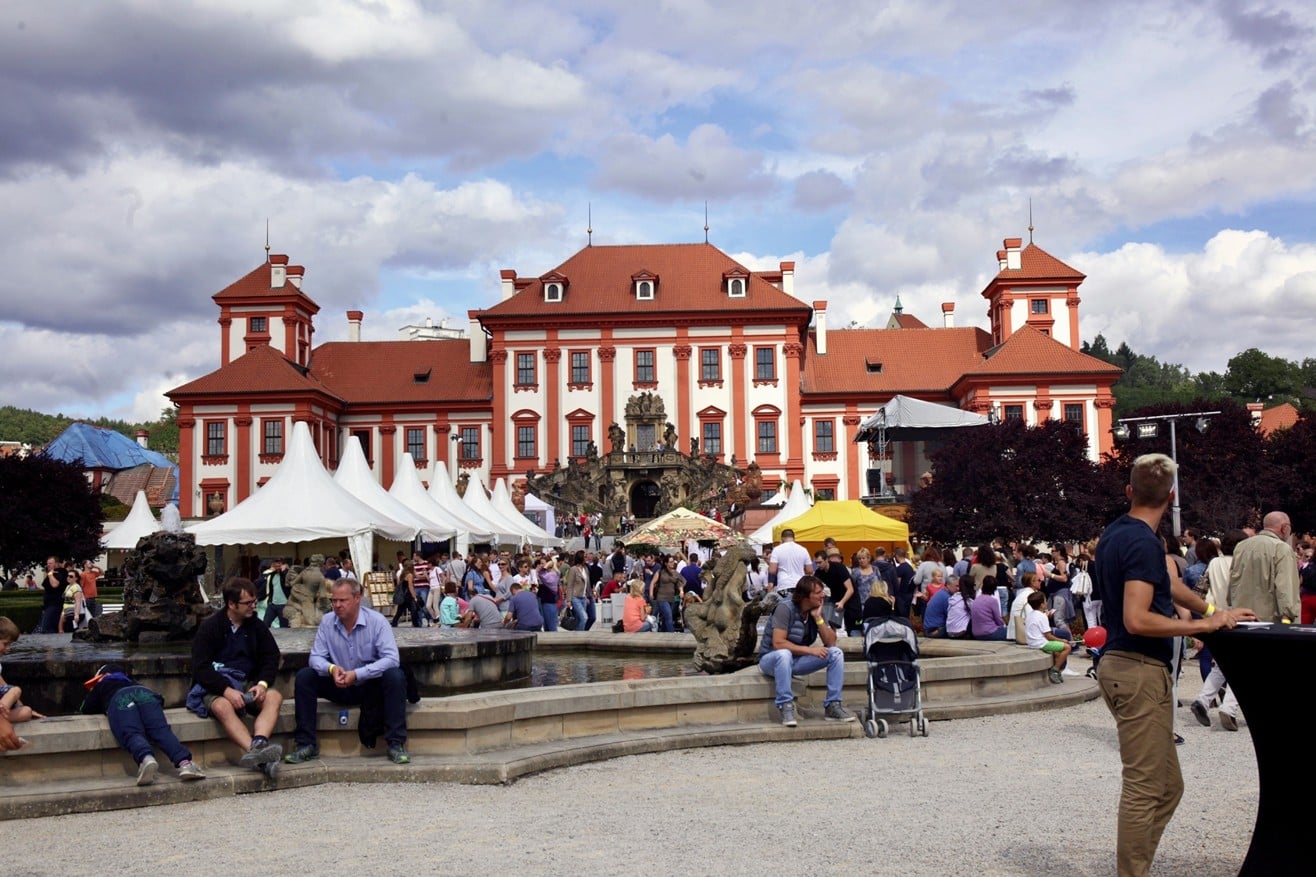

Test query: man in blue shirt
[1094,453,1252,877]
[285,579,410,765]
[922,579,952,637]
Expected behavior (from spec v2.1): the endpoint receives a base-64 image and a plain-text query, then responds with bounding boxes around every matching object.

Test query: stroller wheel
[876,719,888,738]
[863,719,879,739]
[918,717,929,737]
[908,718,918,737]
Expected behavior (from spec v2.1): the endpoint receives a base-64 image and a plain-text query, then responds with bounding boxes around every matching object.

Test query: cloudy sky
[2,0,1314,422]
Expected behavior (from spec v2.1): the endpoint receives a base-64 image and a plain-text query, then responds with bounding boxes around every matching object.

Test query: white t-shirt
[1007,590,1032,641]
[770,541,813,594]
[1024,607,1051,649]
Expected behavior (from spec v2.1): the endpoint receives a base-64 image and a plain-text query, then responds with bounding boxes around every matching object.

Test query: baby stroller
[861,615,928,738]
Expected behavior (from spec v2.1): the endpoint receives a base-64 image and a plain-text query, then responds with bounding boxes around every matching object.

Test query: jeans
[583,598,596,631]
[978,626,1008,641]
[1099,651,1183,877]
[106,687,192,767]
[758,646,846,707]
[413,588,430,626]
[292,666,408,749]
[37,604,61,633]
[571,597,589,631]
[656,600,675,632]
[264,603,287,628]
[541,600,559,632]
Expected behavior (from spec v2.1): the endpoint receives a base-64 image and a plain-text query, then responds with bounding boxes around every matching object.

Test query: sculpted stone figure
[608,422,625,454]
[76,531,210,642]
[685,544,771,672]
[284,555,330,628]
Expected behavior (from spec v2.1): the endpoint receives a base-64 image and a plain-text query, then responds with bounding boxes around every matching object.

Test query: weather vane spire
[1028,199,1035,244]
[704,201,710,244]
[587,202,593,247]
[265,218,271,261]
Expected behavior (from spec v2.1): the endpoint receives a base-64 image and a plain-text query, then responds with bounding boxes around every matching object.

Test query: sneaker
[1048,668,1063,684]
[283,744,320,764]
[257,761,278,779]
[1189,700,1211,727]
[1219,711,1239,732]
[178,760,207,781]
[239,741,283,768]
[780,701,798,727]
[1174,733,1185,746]
[136,755,159,786]
[824,702,857,723]
[387,745,411,765]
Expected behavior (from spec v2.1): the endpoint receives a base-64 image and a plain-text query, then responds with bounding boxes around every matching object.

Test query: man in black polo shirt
[1094,453,1253,877]
[189,577,284,773]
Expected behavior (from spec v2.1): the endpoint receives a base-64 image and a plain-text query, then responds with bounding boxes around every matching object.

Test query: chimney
[347,310,363,342]
[780,261,795,297]
[941,302,955,328]
[1247,402,1263,424]
[996,249,1007,271]
[499,269,517,301]
[269,254,288,288]
[468,313,487,362]
[135,429,150,448]
[813,300,827,355]
[1003,238,1023,270]
[286,265,304,289]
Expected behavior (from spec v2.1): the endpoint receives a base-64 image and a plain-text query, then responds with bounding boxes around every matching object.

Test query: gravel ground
[10,668,1258,877]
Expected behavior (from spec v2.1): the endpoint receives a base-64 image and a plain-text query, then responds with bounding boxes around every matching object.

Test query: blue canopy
[42,422,173,470]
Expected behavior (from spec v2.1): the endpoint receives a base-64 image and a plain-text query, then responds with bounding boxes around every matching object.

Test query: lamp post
[1112,410,1220,537]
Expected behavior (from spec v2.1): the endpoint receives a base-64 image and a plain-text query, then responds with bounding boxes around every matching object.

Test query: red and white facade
[168,237,1120,517]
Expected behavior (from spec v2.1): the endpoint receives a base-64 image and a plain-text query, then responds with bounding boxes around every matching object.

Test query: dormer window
[723,269,749,298]
[544,282,563,302]
[631,270,658,300]
[540,271,568,303]
[728,278,745,297]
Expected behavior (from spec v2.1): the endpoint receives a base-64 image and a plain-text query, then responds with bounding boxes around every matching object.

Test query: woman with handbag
[538,556,561,632]
[562,551,591,631]
[648,555,683,632]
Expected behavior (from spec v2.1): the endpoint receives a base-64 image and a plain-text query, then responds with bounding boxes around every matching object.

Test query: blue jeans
[413,587,430,626]
[978,626,1008,640]
[758,646,846,707]
[541,600,559,632]
[656,600,675,632]
[571,597,589,630]
[37,604,61,633]
[292,666,407,749]
[106,687,192,766]
[584,598,596,631]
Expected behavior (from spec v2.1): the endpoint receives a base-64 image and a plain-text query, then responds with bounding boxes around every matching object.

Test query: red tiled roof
[310,340,492,404]
[168,344,341,399]
[802,327,994,395]
[213,257,318,307]
[985,242,1085,289]
[890,312,928,329]
[965,326,1122,378]
[477,243,812,320]
[1259,402,1299,436]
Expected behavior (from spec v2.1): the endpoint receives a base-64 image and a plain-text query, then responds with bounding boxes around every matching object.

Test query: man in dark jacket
[190,577,283,771]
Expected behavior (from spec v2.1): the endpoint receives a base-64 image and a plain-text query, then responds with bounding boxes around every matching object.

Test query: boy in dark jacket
[80,664,207,786]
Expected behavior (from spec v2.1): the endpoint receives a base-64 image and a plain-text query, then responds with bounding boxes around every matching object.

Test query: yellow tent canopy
[772,500,910,560]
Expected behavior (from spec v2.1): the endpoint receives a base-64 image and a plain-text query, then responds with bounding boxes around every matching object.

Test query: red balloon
[1083,626,1107,649]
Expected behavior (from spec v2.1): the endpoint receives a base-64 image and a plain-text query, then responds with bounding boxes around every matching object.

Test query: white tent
[334,437,451,541]
[492,478,561,546]
[522,492,557,536]
[749,480,814,545]
[104,490,161,550]
[463,475,553,548]
[425,463,513,545]
[758,490,786,508]
[854,395,991,442]
[387,453,478,543]
[189,421,416,575]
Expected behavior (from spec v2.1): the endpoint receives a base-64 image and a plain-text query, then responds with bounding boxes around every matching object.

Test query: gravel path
[10,671,1258,877]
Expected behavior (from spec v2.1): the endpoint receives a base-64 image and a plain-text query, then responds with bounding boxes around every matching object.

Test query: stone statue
[586,439,599,461]
[284,555,330,628]
[663,421,677,449]
[76,531,210,643]
[608,422,625,454]
[690,436,699,456]
[684,544,770,672]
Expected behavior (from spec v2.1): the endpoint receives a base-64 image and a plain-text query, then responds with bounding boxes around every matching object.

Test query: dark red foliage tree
[0,455,103,575]
[1264,410,1316,535]
[909,418,1119,546]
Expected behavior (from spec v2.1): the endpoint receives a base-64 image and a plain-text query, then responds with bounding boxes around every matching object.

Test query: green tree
[0,455,104,575]
[1223,348,1297,401]
[148,407,179,455]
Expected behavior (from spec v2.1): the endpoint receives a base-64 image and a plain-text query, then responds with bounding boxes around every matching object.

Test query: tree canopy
[0,455,104,575]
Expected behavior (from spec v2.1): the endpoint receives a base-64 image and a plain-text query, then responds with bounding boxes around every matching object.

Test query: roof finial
[1028,198,1035,244]
[264,218,271,262]
[587,202,593,247]
[704,201,710,244]
[894,295,904,314]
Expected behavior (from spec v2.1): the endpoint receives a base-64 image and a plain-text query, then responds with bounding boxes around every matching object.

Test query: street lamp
[1111,410,1221,537]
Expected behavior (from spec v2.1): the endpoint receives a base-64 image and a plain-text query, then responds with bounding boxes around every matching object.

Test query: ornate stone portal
[524,392,764,529]
[75,531,211,643]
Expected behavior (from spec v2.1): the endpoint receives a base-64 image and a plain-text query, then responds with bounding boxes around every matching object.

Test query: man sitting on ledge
[758,575,855,727]
[285,579,410,766]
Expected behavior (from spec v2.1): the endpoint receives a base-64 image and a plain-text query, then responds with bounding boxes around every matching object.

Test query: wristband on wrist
[256,681,268,689]
[328,664,336,675]
[1204,603,1215,617]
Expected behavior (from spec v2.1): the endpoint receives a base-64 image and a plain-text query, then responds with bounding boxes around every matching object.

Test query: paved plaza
[8,669,1258,877]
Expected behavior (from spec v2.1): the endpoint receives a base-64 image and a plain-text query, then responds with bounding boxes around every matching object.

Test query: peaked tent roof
[491,478,561,545]
[463,476,555,547]
[189,421,416,547]
[625,507,745,550]
[854,395,992,442]
[425,463,512,543]
[771,500,910,556]
[42,422,174,470]
[749,480,814,544]
[384,454,467,541]
[333,437,451,541]
[104,490,161,550]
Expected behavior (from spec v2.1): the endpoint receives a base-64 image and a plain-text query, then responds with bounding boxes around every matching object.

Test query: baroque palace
[167,235,1120,520]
